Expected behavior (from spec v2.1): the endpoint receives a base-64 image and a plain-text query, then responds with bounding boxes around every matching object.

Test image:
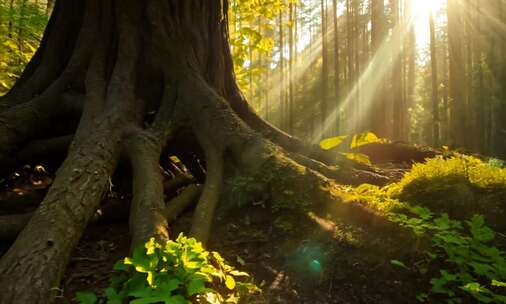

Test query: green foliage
[344,154,506,222]
[387,154,506,225]
[76,234,259,304]
[228,0,286,93]
[320,131,388,165]
[227,175,264,208]
[391,208,506,303]
[342,183,403,214]
[0,1,48,94]
[343,154,506,303]
[392,155,506,194]
[319,135,347,150]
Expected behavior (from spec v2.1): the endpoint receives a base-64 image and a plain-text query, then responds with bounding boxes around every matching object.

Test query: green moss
[347,154,506,230]
[392,155,506,226]
[391,155,506,193]
[339,184,406,215]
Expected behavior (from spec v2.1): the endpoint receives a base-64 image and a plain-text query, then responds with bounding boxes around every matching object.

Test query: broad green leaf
[390,260,408,269]
[468,215,495,242]
[105,287,124,304]
[350,132,383,149]
[319,135,347,150]
[187,278,206,296]
[229,270,249,277]
[166,295,190,304]
[128,287,153,298]
[147,272,154,286]
[130,296,168,304]
[113,260,128,271]
[460,283,493,303]
[492,280,506,287]
[75,292,98,304]
[225,275,236,290]
[159,279,181,294]
[342,152,372,165]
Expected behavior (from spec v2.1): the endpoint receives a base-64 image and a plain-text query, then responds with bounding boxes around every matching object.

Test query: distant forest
[228,0,506,158]
[1,0,505,157]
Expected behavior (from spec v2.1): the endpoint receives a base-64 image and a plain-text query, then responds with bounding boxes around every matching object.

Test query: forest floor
[0,156,422,304]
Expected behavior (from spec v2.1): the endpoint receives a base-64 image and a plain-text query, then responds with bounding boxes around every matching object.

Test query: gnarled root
[0,1,401,303]
[189,146,224,244]
[165,184,202,223]
[126,130,169,248]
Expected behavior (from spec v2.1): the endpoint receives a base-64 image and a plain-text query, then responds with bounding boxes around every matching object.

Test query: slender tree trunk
[288,2,294,133]
[473,0,484,152]
[370,0,387,137]
[405,0,415,142]
[332,0,340,135]
[321,0,328,138]
[441,33,449,144]
[352,0,360,133]
[429,11,439,146]
[465,0,475,150]
[7,0,14,38]
[447,0,467,147]
[391,0,403,141]
[17,0,28,58]
[278,9,285,129]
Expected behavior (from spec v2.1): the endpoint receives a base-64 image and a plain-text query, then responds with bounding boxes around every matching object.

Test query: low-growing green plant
[76,234,260,304]
[391,206,506,303]
[320,131,389,165]
[342,154,506,303]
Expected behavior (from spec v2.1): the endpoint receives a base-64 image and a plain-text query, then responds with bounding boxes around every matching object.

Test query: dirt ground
[0,163,421,304]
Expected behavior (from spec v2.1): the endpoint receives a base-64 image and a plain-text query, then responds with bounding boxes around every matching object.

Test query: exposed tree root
[0,1,404,302]
[126,130,169,248]
[356,142,439,164]
[165,184,202,223]
[290,153,391,186]
[0,0,99,174]
[0,0,140,301]
[163,174,196,196]
[189,146,224,244]
[176,71,393,235]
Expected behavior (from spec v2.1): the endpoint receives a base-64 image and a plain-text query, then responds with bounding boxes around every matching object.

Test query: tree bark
[447,0,467,147]
[430,11,440,147]
[0,1,393,302]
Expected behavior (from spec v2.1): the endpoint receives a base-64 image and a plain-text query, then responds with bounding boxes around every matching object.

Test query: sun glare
[411,0,438,18]
[410,0,446,46]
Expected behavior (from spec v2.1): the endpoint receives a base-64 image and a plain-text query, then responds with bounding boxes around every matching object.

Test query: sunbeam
[313,17,414,142]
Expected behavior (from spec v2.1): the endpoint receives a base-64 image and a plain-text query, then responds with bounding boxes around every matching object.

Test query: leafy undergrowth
[76,234,259,304]
[5,148,506,303]
[342,154,506,303]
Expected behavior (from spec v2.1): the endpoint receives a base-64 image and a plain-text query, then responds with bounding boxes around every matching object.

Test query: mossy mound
[390,155,506,229]
[346,155,506,231]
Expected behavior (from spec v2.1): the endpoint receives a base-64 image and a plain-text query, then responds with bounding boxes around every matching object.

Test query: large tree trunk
[0,1,388,303]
